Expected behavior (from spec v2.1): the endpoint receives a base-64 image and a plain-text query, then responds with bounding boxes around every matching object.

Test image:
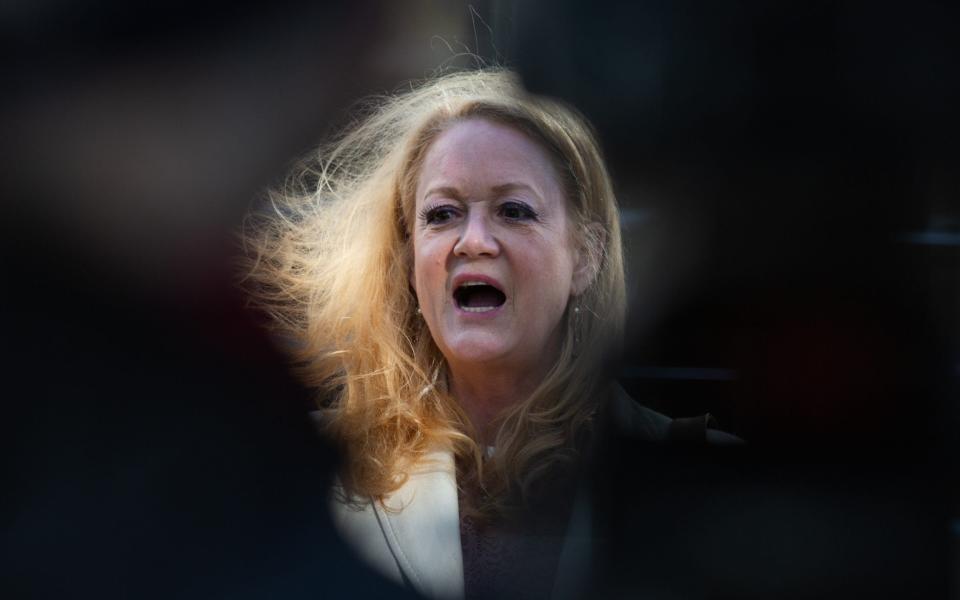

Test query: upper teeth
[460,281,488,287]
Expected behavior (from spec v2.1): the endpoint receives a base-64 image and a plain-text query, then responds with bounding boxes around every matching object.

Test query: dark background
[4,1,958,598]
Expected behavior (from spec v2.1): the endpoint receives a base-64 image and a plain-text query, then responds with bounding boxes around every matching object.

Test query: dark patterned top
[459,509,568,600]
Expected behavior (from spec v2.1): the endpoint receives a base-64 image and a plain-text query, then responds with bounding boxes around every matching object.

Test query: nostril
[455,228,499,256]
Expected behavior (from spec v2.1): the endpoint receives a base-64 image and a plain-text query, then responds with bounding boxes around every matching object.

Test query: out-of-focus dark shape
[2,1,473,598]
[5,0,957,597]
[512,0,957,446]
[3,232,419,599]
[510,1,958,598]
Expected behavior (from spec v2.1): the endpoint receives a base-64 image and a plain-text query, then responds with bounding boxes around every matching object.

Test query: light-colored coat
[326,387,735,599]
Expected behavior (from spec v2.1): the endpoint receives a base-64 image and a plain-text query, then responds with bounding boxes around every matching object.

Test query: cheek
[412,237,447,303]
[517,239,575,298]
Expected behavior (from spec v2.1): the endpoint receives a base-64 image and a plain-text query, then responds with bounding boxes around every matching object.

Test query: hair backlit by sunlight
[241,68,625,517]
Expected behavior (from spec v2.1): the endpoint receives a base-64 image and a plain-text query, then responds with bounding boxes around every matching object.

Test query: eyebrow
[491,182,540,197]
[423,182,541,201]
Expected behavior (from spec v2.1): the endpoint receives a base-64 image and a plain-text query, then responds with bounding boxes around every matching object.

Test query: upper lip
[451,273,505,293]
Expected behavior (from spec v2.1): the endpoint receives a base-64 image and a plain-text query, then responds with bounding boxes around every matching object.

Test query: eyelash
[498,201,539,222]
[418,201,540,226]
[419,205,460,225]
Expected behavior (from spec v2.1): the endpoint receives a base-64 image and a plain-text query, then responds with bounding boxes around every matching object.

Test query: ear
[571,222,605,296]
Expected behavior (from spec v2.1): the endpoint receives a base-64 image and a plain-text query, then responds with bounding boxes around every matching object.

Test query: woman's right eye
[420,205,459,225]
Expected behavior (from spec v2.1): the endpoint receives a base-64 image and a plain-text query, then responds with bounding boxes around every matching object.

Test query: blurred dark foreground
[4,1,958,598]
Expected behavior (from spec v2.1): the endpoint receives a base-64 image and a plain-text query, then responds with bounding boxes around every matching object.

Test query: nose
[453,211,500,258]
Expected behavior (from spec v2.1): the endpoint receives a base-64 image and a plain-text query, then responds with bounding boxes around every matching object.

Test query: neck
[448,353,558,445]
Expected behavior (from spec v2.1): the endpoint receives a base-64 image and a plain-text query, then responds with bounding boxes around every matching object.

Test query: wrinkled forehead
[400,113,580,228]
[416,118,563,199]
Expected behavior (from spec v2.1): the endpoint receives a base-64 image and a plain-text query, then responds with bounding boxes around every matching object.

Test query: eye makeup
[419,204,461,226]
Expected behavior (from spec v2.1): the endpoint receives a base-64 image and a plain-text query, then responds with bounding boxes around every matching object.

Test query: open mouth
[453,281,506,313]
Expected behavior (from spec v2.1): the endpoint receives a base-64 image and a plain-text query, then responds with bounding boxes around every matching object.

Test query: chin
[441,332,513,365]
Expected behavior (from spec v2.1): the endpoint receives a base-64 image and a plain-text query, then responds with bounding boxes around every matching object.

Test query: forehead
[416,118,564,200]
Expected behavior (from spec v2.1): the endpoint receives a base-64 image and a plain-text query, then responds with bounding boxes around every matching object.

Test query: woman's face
[411,117,586,374]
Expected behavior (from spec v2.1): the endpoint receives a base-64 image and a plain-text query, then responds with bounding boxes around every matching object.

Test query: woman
[243,69,680,599]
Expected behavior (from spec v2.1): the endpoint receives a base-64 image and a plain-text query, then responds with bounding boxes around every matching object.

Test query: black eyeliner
[417,206,434,224]
[500,200,540,222]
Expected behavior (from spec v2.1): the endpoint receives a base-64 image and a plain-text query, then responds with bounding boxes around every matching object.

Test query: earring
[572,304,582,350]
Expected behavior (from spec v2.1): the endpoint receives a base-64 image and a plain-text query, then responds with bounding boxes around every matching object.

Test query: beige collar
[331,449,464,599]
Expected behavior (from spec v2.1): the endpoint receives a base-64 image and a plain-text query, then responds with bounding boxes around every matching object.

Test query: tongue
[463,286,503,308]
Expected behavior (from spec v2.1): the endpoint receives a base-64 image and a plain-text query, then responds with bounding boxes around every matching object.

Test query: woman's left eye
[498,201,538,222]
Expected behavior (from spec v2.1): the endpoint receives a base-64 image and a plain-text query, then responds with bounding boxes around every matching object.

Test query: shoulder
[328,485,406,584]
[607,383,672,441]
[706,428,743,445]
[327,449,464,600]
[607,383,743,445]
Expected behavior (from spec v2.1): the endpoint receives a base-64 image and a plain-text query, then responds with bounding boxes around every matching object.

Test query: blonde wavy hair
[242,68,625,517]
